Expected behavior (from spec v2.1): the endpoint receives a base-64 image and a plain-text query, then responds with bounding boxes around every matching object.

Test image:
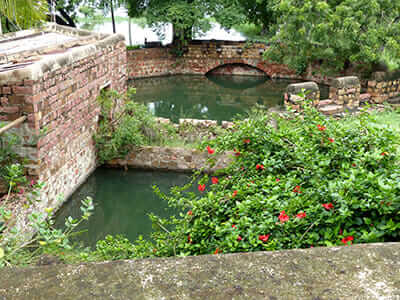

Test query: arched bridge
[127,40,296,79]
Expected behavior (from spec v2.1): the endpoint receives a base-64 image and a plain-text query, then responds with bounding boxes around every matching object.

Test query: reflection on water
[129,75,297,123]
[55,168,192,247]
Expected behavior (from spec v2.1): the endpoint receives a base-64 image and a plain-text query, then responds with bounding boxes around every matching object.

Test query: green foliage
[0,0,47,32]
[0,131,22,185]
[94,88,178,163]
[0,179,94,267]
[124,104,400,257]
[126,45,141,50]
[91,235,135,260]
[265,0,400,74]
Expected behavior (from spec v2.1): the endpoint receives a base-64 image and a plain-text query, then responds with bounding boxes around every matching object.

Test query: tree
[0,0,48,33]
[214,0,276,34]
[126,0,213,47]
[265,0,400,74]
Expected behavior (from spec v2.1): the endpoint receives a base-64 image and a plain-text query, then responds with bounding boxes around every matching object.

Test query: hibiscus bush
[127,105,400,257]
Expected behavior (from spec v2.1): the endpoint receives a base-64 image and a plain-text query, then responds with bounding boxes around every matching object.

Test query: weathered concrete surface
[106,146,233,173]
[0,243,399,299]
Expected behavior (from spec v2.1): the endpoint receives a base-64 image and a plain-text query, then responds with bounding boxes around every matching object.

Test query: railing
[0,116,27,135]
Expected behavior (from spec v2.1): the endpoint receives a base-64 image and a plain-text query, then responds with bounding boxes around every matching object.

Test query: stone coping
[106,145,233,173]
[0,243,399,299]
[0,23,125,85]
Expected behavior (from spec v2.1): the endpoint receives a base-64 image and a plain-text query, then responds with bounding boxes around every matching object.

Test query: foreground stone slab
[0,243,399,299]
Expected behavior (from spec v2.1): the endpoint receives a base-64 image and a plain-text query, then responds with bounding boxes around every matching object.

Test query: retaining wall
[0,24,127,235]
[1,243,399,299]
[106,146,232,173]
[127,42,296,79]
[368,71,400,103]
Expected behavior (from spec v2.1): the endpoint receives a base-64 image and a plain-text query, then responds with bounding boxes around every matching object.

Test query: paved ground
[0,32,78,56]
[0,243,399,299]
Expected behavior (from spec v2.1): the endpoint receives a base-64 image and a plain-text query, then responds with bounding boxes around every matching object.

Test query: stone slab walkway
[0,243,399,299]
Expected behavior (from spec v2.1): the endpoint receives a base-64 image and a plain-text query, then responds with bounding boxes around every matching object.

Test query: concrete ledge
[286,81,319,95]
[106,146,232,173]
[332,76,360,89]
[0,243,399,299]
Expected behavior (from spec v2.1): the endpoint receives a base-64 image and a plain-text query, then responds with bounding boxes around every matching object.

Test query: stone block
[319,104,344,115]
[332,76,360,89]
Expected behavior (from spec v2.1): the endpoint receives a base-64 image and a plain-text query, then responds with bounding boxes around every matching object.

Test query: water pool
[55,168,192,247]
[129,75,302,123]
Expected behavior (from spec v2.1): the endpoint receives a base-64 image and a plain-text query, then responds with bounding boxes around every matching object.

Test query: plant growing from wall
[94,88,178,163]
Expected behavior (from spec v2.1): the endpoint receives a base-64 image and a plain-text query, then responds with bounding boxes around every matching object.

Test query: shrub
[94,88,177,163]
[129,104,400,257]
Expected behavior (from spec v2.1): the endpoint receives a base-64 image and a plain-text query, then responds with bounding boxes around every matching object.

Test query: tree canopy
[265,0,400,73]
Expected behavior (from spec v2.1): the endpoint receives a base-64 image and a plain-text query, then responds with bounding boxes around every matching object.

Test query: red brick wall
[127,42,296,79]
[0,39,126,205]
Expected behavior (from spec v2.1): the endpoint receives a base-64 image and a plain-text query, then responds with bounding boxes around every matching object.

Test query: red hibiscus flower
[211,177,219,184]
[237,235,243,241]
[207,146,215,154]
[278,210,289,223]
[258,234,270,243]
[296,212,306,219]
[232,224,237,229]
[352,163,357,167]
[198,184,206,192]
[256,164,265,170]
[188,235,192,243]
[317,124,326,131]
[244,139,251,144]
[381,152,388,156]
[232,190,238,197]
[322,203,334,210]
[341,236,354,245]
[328,138,334,143]
[293,185,301,193]
[187,210,193,216]
[214,248,221,254]
[234,149,241,156]
[276,178,280,182]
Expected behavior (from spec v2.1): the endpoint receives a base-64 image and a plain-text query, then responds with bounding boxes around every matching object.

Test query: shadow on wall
[206,63,268,77]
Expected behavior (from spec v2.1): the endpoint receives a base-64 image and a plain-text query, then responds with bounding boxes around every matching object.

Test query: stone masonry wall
[127,42,296,79]
[284,82,320,111]
[329,76,360,109]
[367,72,400,103]
[106,146,232,174]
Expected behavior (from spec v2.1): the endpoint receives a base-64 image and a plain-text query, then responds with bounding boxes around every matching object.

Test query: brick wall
[127,42,296,79]
[0,27,127,213]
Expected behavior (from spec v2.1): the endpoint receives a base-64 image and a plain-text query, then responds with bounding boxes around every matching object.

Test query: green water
[129,75,298,123]
[55,168,192,247]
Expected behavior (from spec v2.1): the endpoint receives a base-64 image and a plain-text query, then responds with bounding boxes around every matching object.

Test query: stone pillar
[367,72,400,103]
[284,82,320,111]
[329,76,360,109]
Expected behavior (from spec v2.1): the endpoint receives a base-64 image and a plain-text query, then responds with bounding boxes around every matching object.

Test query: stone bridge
[127,40,297,79]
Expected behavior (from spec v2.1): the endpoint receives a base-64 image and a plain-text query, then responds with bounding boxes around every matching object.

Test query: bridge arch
[205,62,270,77]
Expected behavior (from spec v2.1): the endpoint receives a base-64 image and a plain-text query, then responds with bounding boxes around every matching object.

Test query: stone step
[318,104,344,115]
[318,99,333,106]
[387,96,400,104]
[360,93,371,103]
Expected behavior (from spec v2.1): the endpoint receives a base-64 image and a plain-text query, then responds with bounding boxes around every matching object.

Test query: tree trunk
[110,0,116,34]
[0,18,2,35]
[128,17,132,45]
